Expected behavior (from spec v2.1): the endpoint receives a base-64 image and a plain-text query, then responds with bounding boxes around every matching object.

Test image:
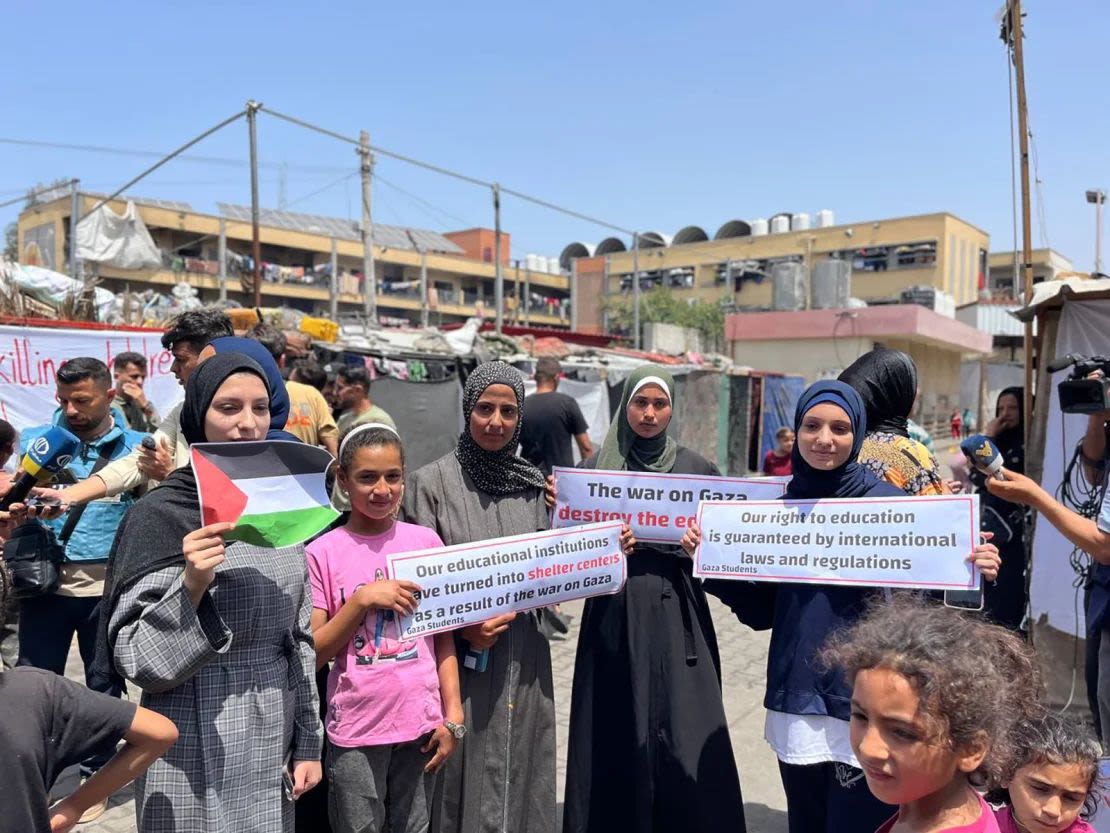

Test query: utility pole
[359,130,376,325]
[1008,0,1035,442]
[420,245,429,328]
[218,217,228,303]
[1088,189,1106,275]
[514,259,522,325]
[68,180,80,281]
[524,263,531,326]
[329,237,338,321]
[247,100,263,309]
[493,183,503,335]
[632,232,641,349]
[570,260,578,330]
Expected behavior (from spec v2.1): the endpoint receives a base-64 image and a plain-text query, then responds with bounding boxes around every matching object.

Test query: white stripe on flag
[239,473,331,516]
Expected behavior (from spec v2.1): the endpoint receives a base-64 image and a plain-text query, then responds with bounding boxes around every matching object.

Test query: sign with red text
[387,521,625,639]
[694,495,980,590]
[0,324,182,434]
[551,466,789,544]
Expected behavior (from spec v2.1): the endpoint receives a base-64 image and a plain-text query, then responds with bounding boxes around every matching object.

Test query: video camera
[1048,353,1110,414]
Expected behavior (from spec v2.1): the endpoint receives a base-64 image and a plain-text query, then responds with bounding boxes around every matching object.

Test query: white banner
[387,521,625,639]
[551,466,789,544]
[0,324,182,434]
[694,495,980,590]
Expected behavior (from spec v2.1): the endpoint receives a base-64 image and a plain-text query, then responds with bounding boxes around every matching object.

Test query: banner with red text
[0,324,181,433]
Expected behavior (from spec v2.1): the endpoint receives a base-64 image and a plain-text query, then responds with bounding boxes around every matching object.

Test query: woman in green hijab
[561,365,746,833]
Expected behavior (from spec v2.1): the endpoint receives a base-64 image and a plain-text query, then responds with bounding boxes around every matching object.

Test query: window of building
[821,242,936,273]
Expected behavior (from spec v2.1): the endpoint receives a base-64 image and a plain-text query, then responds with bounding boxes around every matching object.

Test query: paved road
[67,596,788,832]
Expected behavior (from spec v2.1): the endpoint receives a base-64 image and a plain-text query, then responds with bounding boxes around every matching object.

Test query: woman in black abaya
[561,365,746,833]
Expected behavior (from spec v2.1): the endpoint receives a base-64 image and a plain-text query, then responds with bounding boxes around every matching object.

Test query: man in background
[112,351,160,433]
[248,324,339,456]
[519,357,592,475]
[334,364,395,435]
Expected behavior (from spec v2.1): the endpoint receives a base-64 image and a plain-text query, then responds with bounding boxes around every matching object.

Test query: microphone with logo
[959,434,1006,481]
[0,426,81,511]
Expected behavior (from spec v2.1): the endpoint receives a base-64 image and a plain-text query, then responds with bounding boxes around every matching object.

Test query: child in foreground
[822,593,1040,833]
[0,564,178,833]
[307,424,463,833]
[989,714,1102,833]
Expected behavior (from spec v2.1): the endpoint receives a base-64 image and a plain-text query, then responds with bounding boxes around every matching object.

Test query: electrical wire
[284,171,359,210]
[373,172,475,229]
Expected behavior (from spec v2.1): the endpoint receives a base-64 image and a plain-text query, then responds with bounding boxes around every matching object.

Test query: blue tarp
[760,375,806,465]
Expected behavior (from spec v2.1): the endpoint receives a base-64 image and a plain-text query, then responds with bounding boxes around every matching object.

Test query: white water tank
[771,262,807,311]
[791,212,811,231]
[770,215,790,234]
[525,253,542,271]
[816,209,835,228]
[750,218,769,236]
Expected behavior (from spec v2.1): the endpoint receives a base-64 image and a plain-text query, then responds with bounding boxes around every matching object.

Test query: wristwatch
[444,720,467,740]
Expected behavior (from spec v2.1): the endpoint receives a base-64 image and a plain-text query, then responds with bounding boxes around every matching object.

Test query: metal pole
[602,256,610,333]
[524,265,531,326]
[1097,195,1103,275]
[329,237,339,321]
[359,130,376,324]
[570,259,578,331]
[633,232,641,349]
[247,100,263,310]
[514,260,522,324]
[68,180,80,280]
[218,217,227,303]
[493,184,503,334]
[1010,0,1035,443]
[420,245,429,328]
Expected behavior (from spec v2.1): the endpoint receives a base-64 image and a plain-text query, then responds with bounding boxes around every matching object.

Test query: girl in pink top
[989,714,1102,833]
[307,424,464,833]
[822,594,1041,833]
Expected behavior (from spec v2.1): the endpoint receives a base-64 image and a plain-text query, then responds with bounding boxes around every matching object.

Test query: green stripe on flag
[228,504,339,549]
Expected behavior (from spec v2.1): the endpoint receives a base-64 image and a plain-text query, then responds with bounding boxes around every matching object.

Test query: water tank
[525,253,542,271]
[811,260,852,309]
[546,256,560,274]
[771,262,807,311]
[791,212,811,231]
[750,218,769,236]
[816,209,835,228]
[770,215,790,234]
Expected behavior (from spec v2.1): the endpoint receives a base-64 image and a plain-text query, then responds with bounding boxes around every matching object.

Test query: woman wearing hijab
[838,348,947,496]
[561,365,746,833]
[976,386,1028,629]
[101,352,322,833]
[682,380,1001,833]
[401,361,555,833]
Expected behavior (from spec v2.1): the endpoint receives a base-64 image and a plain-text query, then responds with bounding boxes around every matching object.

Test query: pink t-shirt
[994,806,1095,833]
[876,794,1001,833]
[307,522,446,748]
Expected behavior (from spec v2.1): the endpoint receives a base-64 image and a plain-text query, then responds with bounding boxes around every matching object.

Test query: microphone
[0,426,81,510]
[960,434,1005,481]
[1046,353,1081,373]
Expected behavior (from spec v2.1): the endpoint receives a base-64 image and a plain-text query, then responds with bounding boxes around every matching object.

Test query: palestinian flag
[192,441,338,548]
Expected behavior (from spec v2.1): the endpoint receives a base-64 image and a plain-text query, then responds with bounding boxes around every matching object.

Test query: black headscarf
[98,352,270,676]
[838,348,918,438]
[455,361,546,495]
[785,380,892,500]
[994,386,1025,473]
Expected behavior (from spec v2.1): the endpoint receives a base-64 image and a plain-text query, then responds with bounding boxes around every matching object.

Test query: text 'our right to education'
[693,495,980,591]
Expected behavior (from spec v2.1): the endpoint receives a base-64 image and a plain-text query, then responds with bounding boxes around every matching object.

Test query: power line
[373,172,476,229]
[285,171,358,209]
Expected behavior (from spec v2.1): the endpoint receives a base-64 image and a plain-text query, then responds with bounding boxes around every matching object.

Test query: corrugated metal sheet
[974,304,1024,336]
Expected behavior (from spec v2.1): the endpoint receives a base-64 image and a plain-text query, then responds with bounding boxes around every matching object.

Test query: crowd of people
[0,310,1104,833]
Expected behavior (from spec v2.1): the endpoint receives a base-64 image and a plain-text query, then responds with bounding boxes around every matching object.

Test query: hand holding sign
[462,613,517,650]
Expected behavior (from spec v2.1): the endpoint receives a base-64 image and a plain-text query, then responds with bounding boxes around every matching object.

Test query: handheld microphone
[0,426,81,510]
[141,436,157,452]
[960,434,1005,481]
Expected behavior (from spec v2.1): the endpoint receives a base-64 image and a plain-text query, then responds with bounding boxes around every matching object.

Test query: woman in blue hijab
[205,336,297,441]
[686,381,1000,833]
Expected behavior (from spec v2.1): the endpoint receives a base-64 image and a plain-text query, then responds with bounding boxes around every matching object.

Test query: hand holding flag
[182,522,234,607]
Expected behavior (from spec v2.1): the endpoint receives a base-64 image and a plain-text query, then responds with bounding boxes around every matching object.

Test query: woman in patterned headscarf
[402,361,554,833]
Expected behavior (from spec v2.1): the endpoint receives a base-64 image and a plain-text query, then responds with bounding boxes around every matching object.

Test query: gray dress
[402,452,556,833]
[109,542,322,833]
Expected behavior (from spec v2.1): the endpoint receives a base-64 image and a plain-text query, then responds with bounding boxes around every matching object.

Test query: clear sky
[3,0,1107,273]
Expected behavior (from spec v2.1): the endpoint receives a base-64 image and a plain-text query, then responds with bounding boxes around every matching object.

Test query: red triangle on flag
[192,447,249,527]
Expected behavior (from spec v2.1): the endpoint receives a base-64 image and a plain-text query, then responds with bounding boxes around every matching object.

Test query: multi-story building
[16,190,571,328]
[564,211,991,334]
[986,248,1074,296]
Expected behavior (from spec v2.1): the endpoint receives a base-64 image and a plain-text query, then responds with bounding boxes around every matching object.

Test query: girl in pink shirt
[989,714,1102,833]
[821,594,1041,833]
[307,424,464,833]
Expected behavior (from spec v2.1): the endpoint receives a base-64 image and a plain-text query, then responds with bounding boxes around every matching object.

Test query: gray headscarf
[455,361,546,495]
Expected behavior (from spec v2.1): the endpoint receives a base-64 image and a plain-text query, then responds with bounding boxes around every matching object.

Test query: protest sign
[551,466,789,544]
[694,495,980,590]
[0,324,181,433]
[387,520,625,639]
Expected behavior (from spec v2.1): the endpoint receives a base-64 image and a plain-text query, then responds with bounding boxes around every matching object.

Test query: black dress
[562,447,746,833]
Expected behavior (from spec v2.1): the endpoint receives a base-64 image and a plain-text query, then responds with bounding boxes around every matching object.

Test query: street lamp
[1087,188,1106,276]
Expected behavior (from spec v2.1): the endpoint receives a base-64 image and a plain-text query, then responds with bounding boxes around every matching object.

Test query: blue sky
[3,1,1108,271]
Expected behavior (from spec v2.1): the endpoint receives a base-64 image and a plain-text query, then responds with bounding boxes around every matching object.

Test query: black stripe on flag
[192,441,334,480]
